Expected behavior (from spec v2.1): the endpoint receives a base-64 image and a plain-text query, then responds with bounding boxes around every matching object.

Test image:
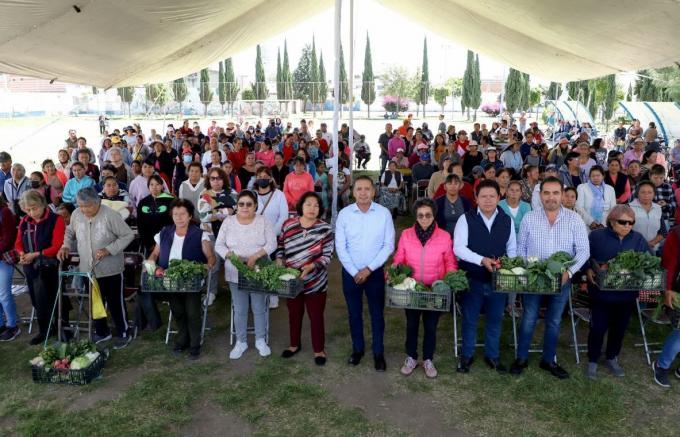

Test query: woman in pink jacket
[392,198,457,378]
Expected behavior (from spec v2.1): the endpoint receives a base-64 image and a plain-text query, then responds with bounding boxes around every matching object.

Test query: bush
[382,95,409,112]
[481,102,500,116]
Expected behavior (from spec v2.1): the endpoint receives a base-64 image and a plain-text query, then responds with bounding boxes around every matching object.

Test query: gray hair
[607,204,635,228]
[76,187,101,206]
[12,163,25,173]
[19,190,46,210]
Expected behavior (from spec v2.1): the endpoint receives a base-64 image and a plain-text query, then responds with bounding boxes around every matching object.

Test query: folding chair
[635,290,669,365]
[229,291,270,346]
[165,271,212,346]
[11,265,35,333]
[414,179,430,202]
[122,252,144,339]
[569,286,592,360]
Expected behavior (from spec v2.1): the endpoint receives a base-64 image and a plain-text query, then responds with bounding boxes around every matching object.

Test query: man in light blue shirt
[510,176,590,380]
[336,175,395,371]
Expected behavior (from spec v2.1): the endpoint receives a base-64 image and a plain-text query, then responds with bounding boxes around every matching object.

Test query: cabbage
[511,267,527,275]
[402,278,417,289]
[278,273,297,281]
[498,269,514,275]
[85,351,100,362]
[30,356,45,367]
[69,356,92,370]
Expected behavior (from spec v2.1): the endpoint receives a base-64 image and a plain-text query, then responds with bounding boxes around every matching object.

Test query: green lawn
[1,221,679,436]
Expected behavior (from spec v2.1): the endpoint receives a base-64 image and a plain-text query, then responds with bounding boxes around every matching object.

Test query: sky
[219,0,516,87]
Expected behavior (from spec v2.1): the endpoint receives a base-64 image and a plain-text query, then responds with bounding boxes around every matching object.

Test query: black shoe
[457,356,474,373]
[29,334,46,346]
[374,354,386,372]
[93,333,113,344]
[187,350,201,361]
[172,345,187,356]
[0,326,20,342]
[510,358,528,376]
[539,360,569,379]
[675,366,680,380]
[281,347,301,358]
[484,357,508,374]
[653,361,671,388]
[113,335,133,350]
[315,356,327,366]
[348,351,364,366]
[0,325,6,336]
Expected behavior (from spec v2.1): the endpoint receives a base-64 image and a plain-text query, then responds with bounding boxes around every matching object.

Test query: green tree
[504,68,523,114]
[218,61,227,115]
[461,50,475,119]
[224,58,239,116]
[156,83,170,115]
[587,79,597,119]
[471,54,482,120]
[529,87,542,120]
[445,77,463,116]
[293,43,313,113]
[519,73,530,111]
[252,44,269,117]
[433,87,449,113]
[117,86,134,117]
[199,68,213,117]
[310,37,319,116]
[276,48,282,105]
[603,74,617,129]
[650,66,680,102]
[144,84,159,114]
[172,78,188,115]
[547,81,561,100]
[338,42,349,117]
[360,33,376,118]
[318,52,328,115]
[382,66,411,116]
[418,37,430,117]
[281,40,294,112]
[626,82,633,101]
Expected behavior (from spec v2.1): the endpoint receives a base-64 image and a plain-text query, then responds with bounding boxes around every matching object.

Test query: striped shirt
[517,207,590,275]
[277,218,335,294]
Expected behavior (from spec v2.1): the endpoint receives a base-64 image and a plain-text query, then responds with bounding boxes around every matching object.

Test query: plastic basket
[492,271,562,295]
[237,271,303,298]
[31,353,106,385]
[385,285,451,312]
[141,271,206,293]
[592,261,667,291]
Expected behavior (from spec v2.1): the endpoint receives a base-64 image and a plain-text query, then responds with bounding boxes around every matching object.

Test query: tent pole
[331,0,342,226]
[348,0,355,176]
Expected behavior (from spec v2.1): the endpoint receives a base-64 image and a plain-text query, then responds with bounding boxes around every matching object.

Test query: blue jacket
[498,200,532,235]
[61,176,95,204]
[588,227,651,301]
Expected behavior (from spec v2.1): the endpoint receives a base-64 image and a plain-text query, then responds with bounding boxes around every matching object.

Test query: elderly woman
[15,190,68,344]
[392,198,457,378]
[585,205,651,379]
[0,197,19,341]
[3,163,28,216]
[147,199,215,360]
[576,166,616,230]
[55,149,72,175]
[277,192,334,365]
[630,180,666,251]
[378,160,406,216]
[58,188,135,349]
[215,190,277,360]
[137,175,175,254]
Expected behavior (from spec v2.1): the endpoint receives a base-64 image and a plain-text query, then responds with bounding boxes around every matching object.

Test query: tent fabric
[1,0,680,87]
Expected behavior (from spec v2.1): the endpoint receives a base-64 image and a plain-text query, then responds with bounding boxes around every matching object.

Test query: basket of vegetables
[493,252,574,295]
[385,266,464,312]
[229,255,303,298]
[141,260,207,293]
[30,340,107,385]
[652,291,680,330]
[592,251,666,291]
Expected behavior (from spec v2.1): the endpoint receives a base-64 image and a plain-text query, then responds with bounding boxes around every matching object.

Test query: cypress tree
[172,78,187,115]
[293,43,313,113]
[603,74,617,128]
[504,68,522,114]
[282,40,293,112]
[253,44,269,117]
[224,58,239,116]
[471,53,482,120]
[117,86,134,117]
[218,61,227,115]
[199,68,213,116]
[547,82,561,100]
[318,52,328,115]
[519,72,530,111]
[461,50,474,119]
[310,36,319,116]
[339,42,349,116]
[360,33,376,118]
[419,37,430,117]
[626,82,633,101]
[276,48,282,102]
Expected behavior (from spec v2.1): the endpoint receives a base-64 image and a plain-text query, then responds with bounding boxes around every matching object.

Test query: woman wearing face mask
[28,172,58,208]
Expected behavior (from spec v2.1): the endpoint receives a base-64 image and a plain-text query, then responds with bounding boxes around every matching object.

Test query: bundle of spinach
[525,252,575,293]
[500,256,526,270]
[228,254,300,291]
[604,251,662,289]
[165,260,206,281]
[387,264,413,286]
[652,291,680,323]
[443,270,469,292]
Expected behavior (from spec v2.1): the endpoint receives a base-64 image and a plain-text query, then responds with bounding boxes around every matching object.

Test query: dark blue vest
[158,224,207,269]
[20,210,58,253]
[459,208,512,282]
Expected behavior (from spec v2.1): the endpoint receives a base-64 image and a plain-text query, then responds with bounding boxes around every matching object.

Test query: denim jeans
[460,278,507,359]
[0,261,17,328]
[229,282,268,343]
[516,281,571,362]
[658,329,680,369]
[341,267,385,355]
[379,154,389,177]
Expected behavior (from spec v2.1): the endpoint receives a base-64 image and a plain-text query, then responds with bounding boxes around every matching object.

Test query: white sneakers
[255,339,271,357]
[229,339,271,359]
[229,341,248,359]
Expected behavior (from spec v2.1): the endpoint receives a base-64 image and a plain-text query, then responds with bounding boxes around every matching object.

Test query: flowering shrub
[382,95,409,112]
[481,102,501,116]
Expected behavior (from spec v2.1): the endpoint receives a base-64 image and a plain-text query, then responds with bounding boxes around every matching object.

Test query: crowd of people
[0,114,678,387]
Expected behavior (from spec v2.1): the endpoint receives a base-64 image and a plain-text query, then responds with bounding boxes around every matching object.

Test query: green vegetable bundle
[387,264,413,286]
[500,256,525,270]
[229,254,300,291]
[602,251,663,289]
[524,252,575,293]
[39,340,96,370]
[442,270,469,292]
[652,291,680,327]
[165,260,206,282]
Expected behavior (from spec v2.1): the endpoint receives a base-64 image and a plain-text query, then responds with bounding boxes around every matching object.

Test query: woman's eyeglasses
[209,176,222,181]
[237,202,254,207]
[416,213,433,219]
[616,219,635,226]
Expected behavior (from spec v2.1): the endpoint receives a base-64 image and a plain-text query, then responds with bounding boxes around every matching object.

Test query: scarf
[587,181,605,223]
[415,222,436,247]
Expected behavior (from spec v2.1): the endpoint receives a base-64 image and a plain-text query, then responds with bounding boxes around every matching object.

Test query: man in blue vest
[454,179,517,373]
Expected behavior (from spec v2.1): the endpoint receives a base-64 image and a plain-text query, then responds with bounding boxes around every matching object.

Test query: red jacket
[392,225,457,286]
[662,226,680,288]
[0,206,16,253]
[433,180,477,209]
[227,148,247,172]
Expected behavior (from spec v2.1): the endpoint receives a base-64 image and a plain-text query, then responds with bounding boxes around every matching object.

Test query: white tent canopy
[1,0,680,87]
